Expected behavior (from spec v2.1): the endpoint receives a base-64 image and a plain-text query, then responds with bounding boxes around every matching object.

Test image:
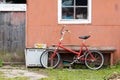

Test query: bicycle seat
[79,35,90,40]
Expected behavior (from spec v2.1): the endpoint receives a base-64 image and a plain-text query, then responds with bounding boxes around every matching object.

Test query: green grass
[0,65,120,80]
[40,65,120,80]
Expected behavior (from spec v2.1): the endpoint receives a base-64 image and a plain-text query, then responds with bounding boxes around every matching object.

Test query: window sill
[58,19,91,24]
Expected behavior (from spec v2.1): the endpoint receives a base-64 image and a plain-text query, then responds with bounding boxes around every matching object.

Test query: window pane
[62,0,74,6]
[62,7,74,19]
[76,0,87,6]
[76,7,87,19]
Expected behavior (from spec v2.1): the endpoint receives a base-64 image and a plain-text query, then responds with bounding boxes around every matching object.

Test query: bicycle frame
[51,41,94,60]
[50,28,95,61]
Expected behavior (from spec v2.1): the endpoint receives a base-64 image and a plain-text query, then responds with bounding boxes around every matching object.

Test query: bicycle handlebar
[59,25,71,41]
[60,25,70,35]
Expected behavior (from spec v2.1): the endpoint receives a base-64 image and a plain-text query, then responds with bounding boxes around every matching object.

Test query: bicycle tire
[40,49,60,68]
[85,50,104,70]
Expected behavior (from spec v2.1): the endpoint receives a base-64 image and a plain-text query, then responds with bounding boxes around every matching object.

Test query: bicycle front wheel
[40,49,60,68]
[85,51,104,70]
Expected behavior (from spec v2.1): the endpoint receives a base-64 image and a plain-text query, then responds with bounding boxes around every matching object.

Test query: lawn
[0,64,120,80]
[40,65,120,80]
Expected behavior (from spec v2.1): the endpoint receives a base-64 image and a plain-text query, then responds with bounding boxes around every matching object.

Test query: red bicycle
[40,26,104,70]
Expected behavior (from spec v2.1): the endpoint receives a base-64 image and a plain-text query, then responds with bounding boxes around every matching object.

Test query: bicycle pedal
[70,62,73,65]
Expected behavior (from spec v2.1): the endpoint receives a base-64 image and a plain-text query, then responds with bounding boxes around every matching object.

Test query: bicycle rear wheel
[40,49,60,68]
[85,51,104,70]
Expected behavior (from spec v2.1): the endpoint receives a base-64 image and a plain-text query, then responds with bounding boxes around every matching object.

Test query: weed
[0,60,3,67]
[116,60,120,68]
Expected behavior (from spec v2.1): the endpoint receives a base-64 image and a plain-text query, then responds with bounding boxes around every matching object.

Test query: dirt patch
[0,65,47,80]
[107,72,120,80]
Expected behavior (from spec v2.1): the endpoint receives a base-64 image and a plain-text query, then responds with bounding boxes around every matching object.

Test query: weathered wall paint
[27,0,120,64]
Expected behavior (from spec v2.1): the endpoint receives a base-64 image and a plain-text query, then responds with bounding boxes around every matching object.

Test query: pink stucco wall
[26,0,120,64]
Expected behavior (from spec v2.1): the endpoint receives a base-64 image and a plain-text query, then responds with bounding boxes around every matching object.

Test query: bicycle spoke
[85,51,104,70]
[40,50,60,68]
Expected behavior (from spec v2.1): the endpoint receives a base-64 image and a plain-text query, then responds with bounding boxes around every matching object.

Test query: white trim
[59,19,91,24]
[0,4,26,11]
[58,0,92,24]
[88,0,92,24]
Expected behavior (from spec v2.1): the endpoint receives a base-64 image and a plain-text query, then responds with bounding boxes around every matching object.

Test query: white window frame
[0,4,26,11]
[58,0,92,24]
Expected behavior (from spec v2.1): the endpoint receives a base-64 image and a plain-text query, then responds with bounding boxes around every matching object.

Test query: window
[0,0,26,11]
[58,0,91,24]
